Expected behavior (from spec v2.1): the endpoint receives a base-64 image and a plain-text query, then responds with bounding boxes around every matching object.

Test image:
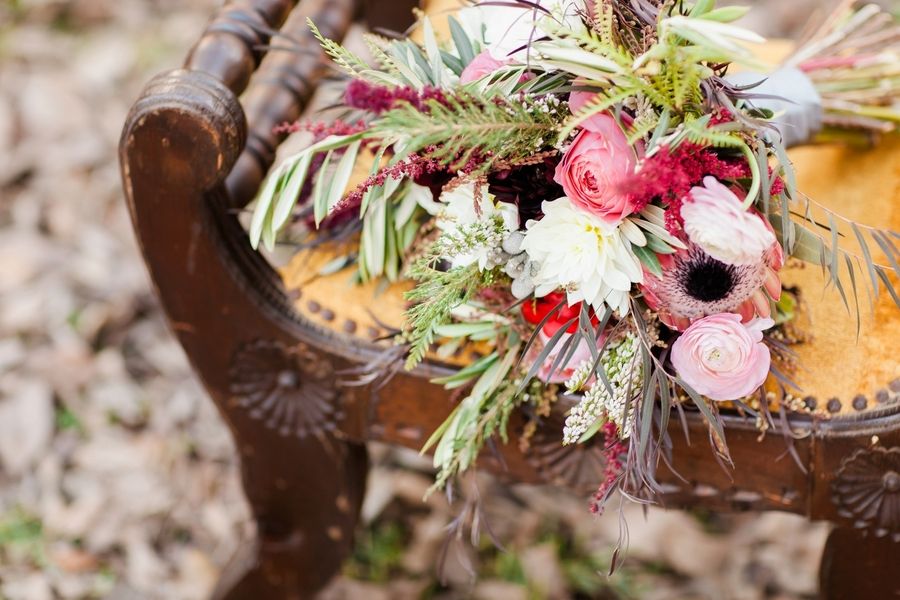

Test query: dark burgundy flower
[488,157,564,222]
[413,169,454,202]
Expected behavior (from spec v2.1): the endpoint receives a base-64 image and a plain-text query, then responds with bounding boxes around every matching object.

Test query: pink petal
[750,289,772,318]
[764,267,782,300]
[735,300,756,323]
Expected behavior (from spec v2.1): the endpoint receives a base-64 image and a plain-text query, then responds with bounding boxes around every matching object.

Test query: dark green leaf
[632,244,663,277]
[449,16,476,65]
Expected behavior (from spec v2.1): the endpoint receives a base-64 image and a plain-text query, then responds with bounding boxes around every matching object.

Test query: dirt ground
[0,1,837,598]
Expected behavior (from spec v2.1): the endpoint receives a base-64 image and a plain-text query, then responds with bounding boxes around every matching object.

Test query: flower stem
[740,142,760,210]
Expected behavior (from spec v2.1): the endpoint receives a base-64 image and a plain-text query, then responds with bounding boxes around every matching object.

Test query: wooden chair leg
[819,526,900,599]
[214,437,368,599]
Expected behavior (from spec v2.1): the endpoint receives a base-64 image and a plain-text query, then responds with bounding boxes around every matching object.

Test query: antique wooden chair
[119,0,900,597]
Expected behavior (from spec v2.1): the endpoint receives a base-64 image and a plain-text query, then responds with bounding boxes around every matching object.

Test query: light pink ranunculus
[671,314,774,401]
[553,116,638,225]
[681,176,777,266]
[460,50,508,84]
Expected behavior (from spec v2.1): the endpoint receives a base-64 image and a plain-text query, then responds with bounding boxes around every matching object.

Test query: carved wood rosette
[832,446,900,542]
[229,339,343,439]
[524,411,607,496]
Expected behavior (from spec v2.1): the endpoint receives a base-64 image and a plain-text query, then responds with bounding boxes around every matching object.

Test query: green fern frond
[592,0,616,42]
[681,118,745,149]
[558,88,634,142]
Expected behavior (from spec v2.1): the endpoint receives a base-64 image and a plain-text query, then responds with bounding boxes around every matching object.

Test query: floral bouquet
[250,0,900,512]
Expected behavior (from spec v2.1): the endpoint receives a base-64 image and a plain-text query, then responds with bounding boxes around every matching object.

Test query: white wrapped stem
[727,67,823,148]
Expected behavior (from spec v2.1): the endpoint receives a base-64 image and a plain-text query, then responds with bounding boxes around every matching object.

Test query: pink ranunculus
[681,176,777,267]
[671,314,774,401]
[460,50,508,84]
[553,116,638,224]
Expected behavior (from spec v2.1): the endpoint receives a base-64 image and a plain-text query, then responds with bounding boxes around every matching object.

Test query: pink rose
[553,115,638,225]
[568,90,618,134]
[671,314,774,401]
[460,50,508,84]
[681,176,777,266]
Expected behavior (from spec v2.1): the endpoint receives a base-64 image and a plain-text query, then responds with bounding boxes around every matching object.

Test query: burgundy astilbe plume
[620,144,785,233]
[589,422,629,515]
[343,79,450,114]
[322,151,446,226]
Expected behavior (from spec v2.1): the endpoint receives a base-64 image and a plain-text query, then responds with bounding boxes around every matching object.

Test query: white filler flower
[437,183,519,270]
[521,197,643,314]
[681,176,776,267]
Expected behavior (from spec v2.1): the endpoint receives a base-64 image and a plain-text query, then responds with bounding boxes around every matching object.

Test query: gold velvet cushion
[776,137,900,414]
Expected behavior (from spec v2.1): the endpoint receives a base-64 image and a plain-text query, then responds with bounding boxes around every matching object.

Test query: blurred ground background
[0,0,844,598]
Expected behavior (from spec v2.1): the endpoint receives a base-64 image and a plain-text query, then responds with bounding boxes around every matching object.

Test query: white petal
[619,219,647,247]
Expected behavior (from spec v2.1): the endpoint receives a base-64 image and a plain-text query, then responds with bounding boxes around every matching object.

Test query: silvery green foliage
[502,231,539,299]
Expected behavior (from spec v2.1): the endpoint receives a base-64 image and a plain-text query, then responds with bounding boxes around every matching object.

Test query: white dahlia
[521,197,643,314]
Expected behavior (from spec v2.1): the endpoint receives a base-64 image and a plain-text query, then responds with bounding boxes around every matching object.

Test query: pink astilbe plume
[273,118,367,138]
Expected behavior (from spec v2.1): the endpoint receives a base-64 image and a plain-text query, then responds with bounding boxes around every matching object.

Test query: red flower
[521,292,599,336]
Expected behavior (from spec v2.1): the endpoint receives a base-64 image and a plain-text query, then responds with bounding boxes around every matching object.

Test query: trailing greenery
[423,340,526,491]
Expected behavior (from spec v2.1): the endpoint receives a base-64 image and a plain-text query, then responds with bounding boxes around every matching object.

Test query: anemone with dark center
[641,243,782,331]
